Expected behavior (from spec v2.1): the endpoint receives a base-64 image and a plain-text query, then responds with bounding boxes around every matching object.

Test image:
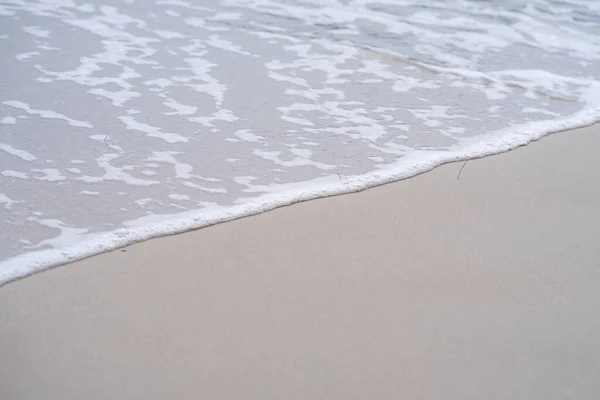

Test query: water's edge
[1,110,598,287]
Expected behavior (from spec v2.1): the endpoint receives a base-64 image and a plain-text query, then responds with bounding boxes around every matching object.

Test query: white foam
[119,116,188,143]
[135,198,158,208]
[4,107,598,286]
[16,52,39,61]
[162,98,198,116]
[210,12,242,21]
[32,169,66,182]
[89,88,140,107]
[154,29,186,39]
[169,194,190,201]
[3,100,93,128]
[253,149,336,170]
[235,129,264,142]
[0,116,17,124]
[22,26,50,38]
[184,57,227,106]
[24,217,91,249]
[77,153,160,186]
[0,143,37,162]
[207,35,255,56]
[0,193,19,210]
[162,8,179,17]
[147,151,193,179]
[2,170,29,180]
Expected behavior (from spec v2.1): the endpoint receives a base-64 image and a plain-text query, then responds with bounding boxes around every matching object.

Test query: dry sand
[1,125,600,400]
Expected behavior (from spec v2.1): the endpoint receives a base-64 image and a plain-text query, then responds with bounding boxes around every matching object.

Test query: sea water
[1,0,600,284]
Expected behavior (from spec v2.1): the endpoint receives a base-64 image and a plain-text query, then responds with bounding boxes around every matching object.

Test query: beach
[1,124,599,399]
[3,0,600,269]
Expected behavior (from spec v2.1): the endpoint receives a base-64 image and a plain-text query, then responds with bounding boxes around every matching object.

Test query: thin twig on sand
[457,160,468,180]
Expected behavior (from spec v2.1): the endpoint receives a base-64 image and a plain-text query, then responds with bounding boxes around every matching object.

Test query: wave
[2,107,599,286]
[1,0,600,284]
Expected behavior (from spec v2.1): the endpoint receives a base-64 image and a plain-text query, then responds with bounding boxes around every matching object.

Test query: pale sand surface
[1,125,600,400]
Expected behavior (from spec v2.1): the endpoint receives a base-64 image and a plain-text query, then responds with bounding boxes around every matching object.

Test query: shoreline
[2,124,600,399]
[3,113,600,286]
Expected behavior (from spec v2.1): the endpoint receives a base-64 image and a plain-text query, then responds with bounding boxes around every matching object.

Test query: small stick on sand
[457,160,468,180]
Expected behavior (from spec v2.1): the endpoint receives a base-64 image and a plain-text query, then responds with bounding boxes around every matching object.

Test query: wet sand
[1,125,600,400]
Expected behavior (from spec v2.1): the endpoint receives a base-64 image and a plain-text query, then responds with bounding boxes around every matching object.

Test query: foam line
[2,109,599,286]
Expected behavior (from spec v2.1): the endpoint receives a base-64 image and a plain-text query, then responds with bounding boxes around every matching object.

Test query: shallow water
[1,0,600,282]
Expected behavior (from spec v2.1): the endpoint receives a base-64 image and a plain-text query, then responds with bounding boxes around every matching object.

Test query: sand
[1,125,600,400]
